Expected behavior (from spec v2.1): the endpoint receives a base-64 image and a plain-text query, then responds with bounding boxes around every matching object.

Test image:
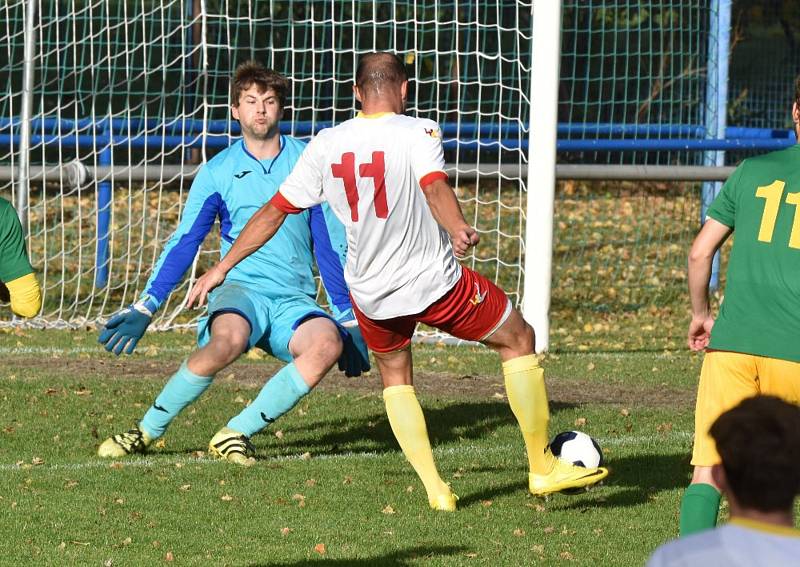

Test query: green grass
[0,330,743,565]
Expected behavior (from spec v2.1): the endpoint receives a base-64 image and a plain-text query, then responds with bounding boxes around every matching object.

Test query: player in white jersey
[188,52,608,510]
[647,396,800,567]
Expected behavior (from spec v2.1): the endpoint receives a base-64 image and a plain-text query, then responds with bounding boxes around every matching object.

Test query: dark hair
[355,52,408,95]
[230,60,288,109]
[710,395,800,512]
[795,76,800,109]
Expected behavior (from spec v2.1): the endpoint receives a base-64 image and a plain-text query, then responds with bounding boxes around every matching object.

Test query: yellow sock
[383,385,450,501]
[503,354,556,475]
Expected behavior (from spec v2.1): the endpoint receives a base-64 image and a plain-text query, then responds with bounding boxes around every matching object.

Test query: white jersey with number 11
[276,112,461,320]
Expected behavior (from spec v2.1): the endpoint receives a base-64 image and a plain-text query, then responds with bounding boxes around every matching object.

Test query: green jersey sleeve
[706,164,744,228]
[0,198,34,282]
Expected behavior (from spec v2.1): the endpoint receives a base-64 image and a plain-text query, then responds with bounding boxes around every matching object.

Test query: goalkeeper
[97,61,369,465]
[0,197,41,318]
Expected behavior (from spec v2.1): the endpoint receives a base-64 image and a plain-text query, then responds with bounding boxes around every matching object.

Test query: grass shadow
[250,545,469,566]
[558,452,690,510]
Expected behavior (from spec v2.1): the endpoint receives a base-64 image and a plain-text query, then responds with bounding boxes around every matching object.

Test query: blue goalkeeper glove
[336,310,371,377]
[98,296,158,355]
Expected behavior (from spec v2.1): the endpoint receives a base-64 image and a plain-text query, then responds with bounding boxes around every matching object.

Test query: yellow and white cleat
[429,491,459,512]
[97,426,152,458]
[208,427,256,467]
[529,459,608,497]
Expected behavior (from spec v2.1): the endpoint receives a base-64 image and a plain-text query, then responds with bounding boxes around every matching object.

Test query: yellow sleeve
[5,272,41,318]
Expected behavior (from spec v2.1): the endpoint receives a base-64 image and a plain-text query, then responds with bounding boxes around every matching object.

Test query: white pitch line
[1,430,691,472]
[0,345,191,355]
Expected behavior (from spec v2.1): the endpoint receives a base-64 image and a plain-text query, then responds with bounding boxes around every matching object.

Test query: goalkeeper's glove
[98,295,158,356]
[335,309,371,378]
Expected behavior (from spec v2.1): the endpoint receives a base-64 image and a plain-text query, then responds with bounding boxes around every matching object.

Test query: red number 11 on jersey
[331,151,388,221]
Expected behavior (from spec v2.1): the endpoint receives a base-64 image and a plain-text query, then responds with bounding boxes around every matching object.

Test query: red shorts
[352,266,512,353]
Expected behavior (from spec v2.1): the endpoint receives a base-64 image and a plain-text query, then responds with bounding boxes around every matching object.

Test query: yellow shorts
[692,351,800,466]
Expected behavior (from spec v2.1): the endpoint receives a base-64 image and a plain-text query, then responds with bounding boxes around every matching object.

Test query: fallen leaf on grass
[122,537,132,546]
[544,526,555,534]
[382,505,396,515]
[31,457,44,466]
[300,452,312,460]
[220,494,233,501]
[155,439,166,449]
[313,544,326,555]
[179,484,191,491]
[280,527,292,536]
[274,430,284,439]
[481,500,493,507]
[165,551,174,562]
[305,479,317,487]
[560,551,574,560]
[513,528,525,537]
[574,417,587,427]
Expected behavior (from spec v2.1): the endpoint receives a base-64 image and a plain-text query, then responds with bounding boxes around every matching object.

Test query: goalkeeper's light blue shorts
[196,281,332,363]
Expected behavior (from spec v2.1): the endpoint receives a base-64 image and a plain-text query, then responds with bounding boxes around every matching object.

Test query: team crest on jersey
[469,282,486,306]
[424,128,440,139]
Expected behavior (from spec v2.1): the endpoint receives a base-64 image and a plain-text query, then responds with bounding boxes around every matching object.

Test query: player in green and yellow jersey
[0,197,40,318]
[679,77,800,536]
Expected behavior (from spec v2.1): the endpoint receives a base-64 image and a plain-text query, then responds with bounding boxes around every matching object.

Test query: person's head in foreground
[710,395,800,522]
[647,395,800,567]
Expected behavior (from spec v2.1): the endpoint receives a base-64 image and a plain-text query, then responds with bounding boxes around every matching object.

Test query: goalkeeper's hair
[710,395,800,513]
[355,52,408,95]
[231,60,288,109]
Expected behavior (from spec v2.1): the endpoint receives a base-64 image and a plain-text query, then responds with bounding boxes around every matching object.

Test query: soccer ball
[550,431,604,468]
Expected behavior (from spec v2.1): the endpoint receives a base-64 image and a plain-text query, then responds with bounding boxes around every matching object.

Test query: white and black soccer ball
[550,431,604,468]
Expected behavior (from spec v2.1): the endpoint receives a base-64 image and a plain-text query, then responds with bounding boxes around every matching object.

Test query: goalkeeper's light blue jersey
[141,136,351,317]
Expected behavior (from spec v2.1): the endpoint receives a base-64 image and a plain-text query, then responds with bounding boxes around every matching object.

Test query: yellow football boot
[97,426,152,458]
[208,427,256,467]
[529,459,609,497]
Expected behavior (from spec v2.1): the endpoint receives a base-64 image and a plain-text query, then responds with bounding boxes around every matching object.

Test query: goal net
[2,1,753,352]
[1,0,533,334]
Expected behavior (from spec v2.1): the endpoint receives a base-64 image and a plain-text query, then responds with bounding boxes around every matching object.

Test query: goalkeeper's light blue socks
[679,483,721,536]
[226,362,311,437]
[140,360,213,439]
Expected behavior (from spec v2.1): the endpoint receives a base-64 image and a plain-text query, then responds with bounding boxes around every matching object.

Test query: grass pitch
[0,329,750,565]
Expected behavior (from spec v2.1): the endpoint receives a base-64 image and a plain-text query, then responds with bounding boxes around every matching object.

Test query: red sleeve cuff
[270,191,305,214]
[419,171,449,188]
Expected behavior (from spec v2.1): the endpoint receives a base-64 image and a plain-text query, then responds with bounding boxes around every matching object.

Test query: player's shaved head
[231,60,288,109]
[355,52,408,96]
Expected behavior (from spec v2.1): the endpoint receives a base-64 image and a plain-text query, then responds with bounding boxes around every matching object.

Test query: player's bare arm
[421,178,479,258]
[687,218,732,351]
[187,202,288,308]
